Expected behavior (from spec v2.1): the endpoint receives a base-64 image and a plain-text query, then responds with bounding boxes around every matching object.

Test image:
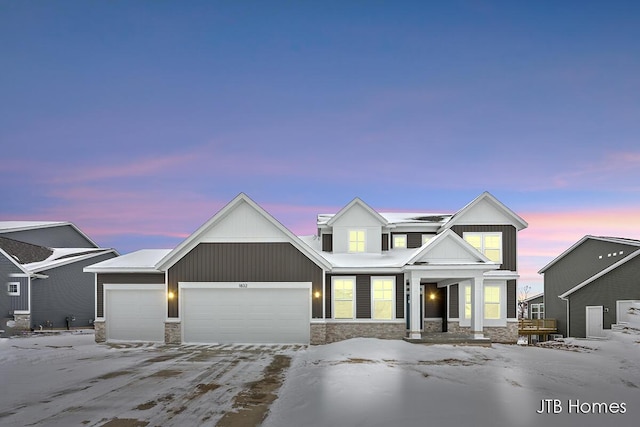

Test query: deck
[518,319,558,344]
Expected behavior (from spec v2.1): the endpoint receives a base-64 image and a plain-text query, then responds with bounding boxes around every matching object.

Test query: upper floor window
[7,282,20,296]
[393,234,406,249]
[349,230,366,252]
[422,234,434,245]
[464,232,502,263]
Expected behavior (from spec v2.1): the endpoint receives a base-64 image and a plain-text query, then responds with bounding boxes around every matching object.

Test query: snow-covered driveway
[0,332,300,426]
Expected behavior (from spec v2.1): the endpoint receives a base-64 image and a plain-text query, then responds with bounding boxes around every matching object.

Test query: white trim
[104,283,165,291]
[392,234,407,249]
[442,191,528,231]
[371,276,395,320]
[586,305,604,338]
[616,300,640,324]
[559,248,640,298]
[28,249,117,273]
[13,310,30,315]
[332,276,356,320]
[7,281,20,296]
[463,231,503,264]
[347,229,366,253]
[326,197,388,227]
[179,281,311,290]
[94,274,98,321]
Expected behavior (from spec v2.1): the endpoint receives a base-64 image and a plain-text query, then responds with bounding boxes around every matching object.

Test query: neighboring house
[85,192,527,345]
[539,236,640,338]
[525,293,544,319]
[0,222,117,336]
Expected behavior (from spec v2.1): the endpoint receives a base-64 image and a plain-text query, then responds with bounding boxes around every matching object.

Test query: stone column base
[13,314,31,330]
[447,321,518,343]
[94,320,106,342]
[165,321,181,344]
[311,323,326,345]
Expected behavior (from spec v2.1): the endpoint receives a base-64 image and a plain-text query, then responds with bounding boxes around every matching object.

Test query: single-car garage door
[105,284,165,342]
[181,282,310,344]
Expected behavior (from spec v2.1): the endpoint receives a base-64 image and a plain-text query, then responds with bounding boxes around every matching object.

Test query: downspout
[559,296,569,338]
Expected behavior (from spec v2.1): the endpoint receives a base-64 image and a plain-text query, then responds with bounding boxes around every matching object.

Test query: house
[84,191,527,345]
[0,222,117,336]
[524,293,544,319]
[538,236,640,338]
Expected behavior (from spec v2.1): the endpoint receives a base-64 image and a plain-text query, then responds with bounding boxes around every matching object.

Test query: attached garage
[181,282,311,344]
[104,284,165,342]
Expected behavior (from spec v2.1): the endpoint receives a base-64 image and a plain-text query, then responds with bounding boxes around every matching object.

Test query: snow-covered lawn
[1,330,638,427]
[264,331,640,427]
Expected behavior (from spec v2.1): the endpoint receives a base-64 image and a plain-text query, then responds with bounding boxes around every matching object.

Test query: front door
[586,306,604,338]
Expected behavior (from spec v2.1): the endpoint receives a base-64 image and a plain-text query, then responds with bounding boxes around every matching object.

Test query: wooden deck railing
[518,319,557,335]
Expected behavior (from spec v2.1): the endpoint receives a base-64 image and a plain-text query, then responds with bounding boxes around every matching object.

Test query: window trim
[392,234,407,249]
[332,276,356,319]
[463,232,503,263]
[7,282,20,296]
[459,281,506,327]
[371,277,395,320]
[484,285,501,320]
[531,303,544,319]
[348,230,366,253]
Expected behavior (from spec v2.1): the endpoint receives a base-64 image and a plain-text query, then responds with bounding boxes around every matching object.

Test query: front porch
[404,332,492,347]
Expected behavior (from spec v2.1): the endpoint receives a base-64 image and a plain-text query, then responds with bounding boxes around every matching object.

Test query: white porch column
[409,274,422,339]
[469,275,485,339]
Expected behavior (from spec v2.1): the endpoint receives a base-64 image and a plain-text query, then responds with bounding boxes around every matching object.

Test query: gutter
[559,295,570,338]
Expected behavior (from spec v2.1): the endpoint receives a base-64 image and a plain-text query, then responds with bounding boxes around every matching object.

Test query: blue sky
[2,1,640,294]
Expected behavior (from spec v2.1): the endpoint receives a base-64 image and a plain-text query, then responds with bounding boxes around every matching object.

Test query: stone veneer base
[447,321,518,343]
[94,320,106,342]
[312,322,406,344]
[13,314,31,330]
[165,322,182,344]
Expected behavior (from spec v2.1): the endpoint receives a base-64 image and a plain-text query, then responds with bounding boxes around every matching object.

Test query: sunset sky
[2,1,640,295]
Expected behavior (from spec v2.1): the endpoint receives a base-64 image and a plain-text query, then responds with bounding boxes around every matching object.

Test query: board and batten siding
[96,273,165,318]
[326,274,404,320]
[167,242,324,318]
[567,255,640,338]
[543,240,639,337]
[322,234,333,252]
[449,284,459,318]
[450,225,517,271]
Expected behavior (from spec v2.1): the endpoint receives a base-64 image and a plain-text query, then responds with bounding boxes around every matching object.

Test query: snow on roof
[0,221,69,232]
[318,212,452,226]
[84,249,172,273]
[23,248,115,273]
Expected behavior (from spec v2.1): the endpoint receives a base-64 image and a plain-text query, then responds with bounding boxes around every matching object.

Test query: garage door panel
[182,286,310,344]
[106,288,164,342]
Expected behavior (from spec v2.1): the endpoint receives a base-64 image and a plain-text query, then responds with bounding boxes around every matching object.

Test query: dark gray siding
[0,254,28,317]
[382,234,389,251]
[391,232,423,249]
[450,225,517,271]
[322,234,332,252]
[8,277,29,313]
[543,240,639,336]
[449,284,459,318]
[32,252,117,329]
[567,255,640,338]
[168,243,324,318]
[327,273,404,319]
[2,225,96,248]
[96,272,165,318]
[507,280,516,318]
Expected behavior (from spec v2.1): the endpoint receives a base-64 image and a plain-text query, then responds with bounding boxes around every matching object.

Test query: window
[393,234,406,249]
[531,303,544,319]
[333,278,354,319]
[464,285,471,319]
[464,232,502,262]
[348,230,366,252]
[372,278,394,319]
[422,234,434,245]
[7,282,20,296]
[484,285,501,319]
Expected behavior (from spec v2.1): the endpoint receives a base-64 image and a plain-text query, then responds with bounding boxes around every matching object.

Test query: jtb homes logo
[537,399,627,415]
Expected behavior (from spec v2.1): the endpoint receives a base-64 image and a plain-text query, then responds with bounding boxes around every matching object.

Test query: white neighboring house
[85,192,527,345]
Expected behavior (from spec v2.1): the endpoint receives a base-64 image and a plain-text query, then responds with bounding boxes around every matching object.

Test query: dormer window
[422,234,434,245]
[393,234,407,249]
[348,230,366,252]
[463,232,502,263]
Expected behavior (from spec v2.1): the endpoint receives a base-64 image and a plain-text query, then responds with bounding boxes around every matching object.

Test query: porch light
[314,291,321,299]
[429,293,436,300]
[168,291,175,300]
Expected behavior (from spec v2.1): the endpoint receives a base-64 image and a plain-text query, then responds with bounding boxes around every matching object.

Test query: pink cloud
[551,151,640,190]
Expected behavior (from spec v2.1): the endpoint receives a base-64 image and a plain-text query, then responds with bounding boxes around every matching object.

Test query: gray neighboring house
[0,222,117,336]
[524,293,544,319]
[539,236,640,338]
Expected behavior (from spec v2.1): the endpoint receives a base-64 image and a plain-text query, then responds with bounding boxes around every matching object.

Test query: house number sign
[239,283,248,288]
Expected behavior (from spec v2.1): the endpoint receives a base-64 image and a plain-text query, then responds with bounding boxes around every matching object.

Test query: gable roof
[559,248,640,298]
[325,197,389,227]
[0,221,100,248]
[155,193,331,271]
[84,249,171,273]
[0,236,53,264]
[25,249,117,273]
[538,235,640,274]
[442,192,528,231]
[406,229,497,265]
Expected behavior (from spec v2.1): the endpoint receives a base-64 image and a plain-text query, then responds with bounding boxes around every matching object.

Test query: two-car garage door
[181,283,310,344]
[104,283,310,344]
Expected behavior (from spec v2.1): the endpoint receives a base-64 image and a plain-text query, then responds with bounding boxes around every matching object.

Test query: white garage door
[105,285,165,342]
[182,283,310,344]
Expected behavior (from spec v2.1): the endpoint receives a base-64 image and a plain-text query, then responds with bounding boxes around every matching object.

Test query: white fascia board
[404,263,500,271]
[329,267,405,274]
[559,249,640,298]
[407,229,493,265]
[326,197,388,227]
[84,267,164,274]
[442,191,528,231]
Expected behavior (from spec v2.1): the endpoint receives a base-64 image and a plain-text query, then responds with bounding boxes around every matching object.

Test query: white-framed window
[371,277,394,320]
[348,230,366,253]
[393,234,407,249]
[7,282,20,296]
[484,285,501,319]
[422,234,434,245]
[463,232,502,263]
[531,303,544,319]
[464,285,471,319]
[333,277,355,319]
